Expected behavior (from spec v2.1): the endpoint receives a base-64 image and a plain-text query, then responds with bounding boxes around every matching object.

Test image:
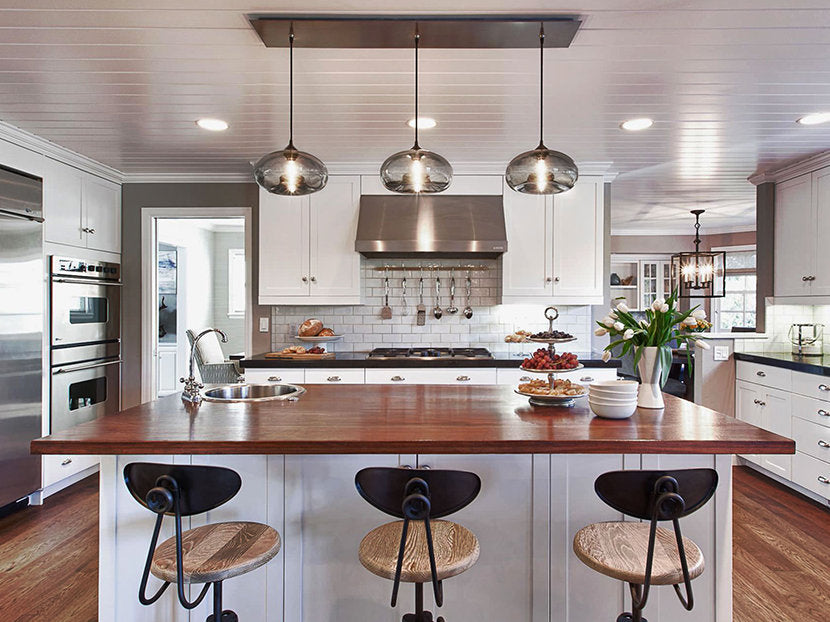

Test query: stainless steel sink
[202,383,306,403]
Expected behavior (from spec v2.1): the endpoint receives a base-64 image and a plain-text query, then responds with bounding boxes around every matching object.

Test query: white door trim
[140,207,253,403]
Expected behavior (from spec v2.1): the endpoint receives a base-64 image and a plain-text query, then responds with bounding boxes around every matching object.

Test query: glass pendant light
[671,210,726,298]
[254,29,327,196]
[505,25,578,194]
[380,31,452,194]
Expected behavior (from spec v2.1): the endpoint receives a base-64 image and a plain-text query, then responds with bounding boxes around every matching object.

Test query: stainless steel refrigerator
[0,165,43,508]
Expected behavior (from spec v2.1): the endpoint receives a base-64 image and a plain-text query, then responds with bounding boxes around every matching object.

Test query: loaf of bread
[298,318,323,336]
[318,328,335,337]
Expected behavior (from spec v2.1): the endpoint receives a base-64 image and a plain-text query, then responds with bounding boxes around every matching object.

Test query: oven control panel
[51,256,120,281]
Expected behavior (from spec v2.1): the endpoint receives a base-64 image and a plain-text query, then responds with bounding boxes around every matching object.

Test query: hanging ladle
[447,268,459,315]
[463,272,473,319]
[433,274,443,319]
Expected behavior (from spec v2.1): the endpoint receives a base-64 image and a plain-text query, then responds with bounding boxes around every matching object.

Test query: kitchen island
[32,385,793,622]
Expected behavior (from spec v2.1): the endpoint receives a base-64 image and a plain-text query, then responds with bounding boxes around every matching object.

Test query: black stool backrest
[124,462,241,516]
[355,467,481,519]
[595,468,718,521]
[123,462,243,613]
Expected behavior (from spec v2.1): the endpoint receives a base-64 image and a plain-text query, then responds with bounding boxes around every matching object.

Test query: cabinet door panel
[552,177,603,300]
[774,173,813,296]
[258,190,310,300]
[502,182,552,299]
[309,176,361,299]
[83,175,121,253]
[811,167,830,295]
[735,380,762,465]
[42,158,84,247]
[759,388,792,478]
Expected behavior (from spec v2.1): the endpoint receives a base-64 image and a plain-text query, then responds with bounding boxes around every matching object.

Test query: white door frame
[140,207,253,403]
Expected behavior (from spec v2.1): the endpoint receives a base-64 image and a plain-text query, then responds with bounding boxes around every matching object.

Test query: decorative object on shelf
[380,31,452,194]
[670,210,726,298]
[621,275,635,286]
[254,29,328,196]
[610,273,621,285]
[505,25,578,195]
[596,292,710,409]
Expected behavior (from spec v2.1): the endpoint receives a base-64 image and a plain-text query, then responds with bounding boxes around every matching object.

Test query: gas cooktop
[367,347,493,360]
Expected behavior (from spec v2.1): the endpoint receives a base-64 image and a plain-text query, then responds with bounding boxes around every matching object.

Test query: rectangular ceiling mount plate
[248,14,581,49]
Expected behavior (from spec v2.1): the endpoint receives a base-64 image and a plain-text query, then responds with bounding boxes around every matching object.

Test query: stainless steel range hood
[355,195,507,258]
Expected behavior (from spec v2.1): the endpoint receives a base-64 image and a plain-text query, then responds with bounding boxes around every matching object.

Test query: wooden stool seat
[573,522,704,586]
[151,521,280,584]
[359,520,479,583]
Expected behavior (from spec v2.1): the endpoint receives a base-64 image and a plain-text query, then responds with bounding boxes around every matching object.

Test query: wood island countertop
[31,385,794,456]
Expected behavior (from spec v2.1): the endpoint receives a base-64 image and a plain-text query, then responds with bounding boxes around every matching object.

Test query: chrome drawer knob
[456,375,471,382]
[818,410,829,417]
[268,376,282,382]
[327,376,341,382]
[302,276,308,282]
[818,440,830,449]
[818,476,830,485]
[61,458,72,466]
[391,375,405,382]
[756,371,766,377]
[580,376,594,382]
[520,376,532,382]
[819,384,830,392]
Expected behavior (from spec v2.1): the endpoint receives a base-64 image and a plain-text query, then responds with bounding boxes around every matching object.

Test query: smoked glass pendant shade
[505,145,578,194]
[380,147,452,194]
[254,143,328,196]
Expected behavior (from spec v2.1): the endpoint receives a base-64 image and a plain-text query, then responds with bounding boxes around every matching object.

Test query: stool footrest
[206,610,238,622]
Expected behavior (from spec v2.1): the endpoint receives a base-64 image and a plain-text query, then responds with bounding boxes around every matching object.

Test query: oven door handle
[52,277,122,286]
[0,208,45,223]
[53,358,122,374]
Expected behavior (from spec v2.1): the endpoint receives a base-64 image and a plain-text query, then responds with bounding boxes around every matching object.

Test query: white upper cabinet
[259,175,361,305]
[502,175,605,304]
[43,157,121,254]
[811,167,830,296]
[774,173,814,297]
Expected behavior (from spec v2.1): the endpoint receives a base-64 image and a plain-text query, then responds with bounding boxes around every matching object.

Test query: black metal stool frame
[593,468,719,622]
[356,466,481,622]
[124,462,245,622]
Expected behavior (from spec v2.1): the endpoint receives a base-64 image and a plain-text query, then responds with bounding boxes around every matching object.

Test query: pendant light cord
[288,29,294,148]
[538,24,545,148]
[414,30,420,150]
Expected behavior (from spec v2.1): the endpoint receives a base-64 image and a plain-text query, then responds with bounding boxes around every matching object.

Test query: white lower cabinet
[244,368,306,384]
[304,368,366,384]
[496,366,617,386]
[792,451,830,499]
[365,368,497,385]
[43,454,99,489]
[735,379,792,479]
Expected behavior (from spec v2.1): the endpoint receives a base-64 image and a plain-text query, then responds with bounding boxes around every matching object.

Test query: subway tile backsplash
[269,259,593,354]
[737,303,830,353]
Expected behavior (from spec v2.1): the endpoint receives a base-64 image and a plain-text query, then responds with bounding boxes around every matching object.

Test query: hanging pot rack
[372,264,490,273]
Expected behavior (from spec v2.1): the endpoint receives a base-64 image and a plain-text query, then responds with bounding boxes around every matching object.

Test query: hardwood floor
[0,467,827,621]
[0,474,98,622]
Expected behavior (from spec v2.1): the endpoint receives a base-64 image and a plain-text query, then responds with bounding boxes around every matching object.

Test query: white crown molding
[123,172,254,184]
[0,119,124,184]
[748,149,830,185]
[611,224,756,236]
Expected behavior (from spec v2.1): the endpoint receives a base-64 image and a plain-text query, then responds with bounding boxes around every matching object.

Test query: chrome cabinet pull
[268,376,282,382]
[756,370,766,377]
[302,276,308,283]
[545,277,552,283]
[61,458,72,466]
[818,475,830,485]
[803,275,810,281]
[818,440,830,449]
[519,376,532,382]
[456,375,471,382]
[390,375,405,382]
[753,399,762,405]
[326,376,341,382]
[580,376,594,382]
[819,384,830,392]
[554,276,560,282]
[310,276,317,282]
[818,409,829,417]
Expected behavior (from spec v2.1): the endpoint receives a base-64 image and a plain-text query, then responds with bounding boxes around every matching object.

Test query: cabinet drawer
[792,370,830,402]
[43,454,99,488]
[496,367,616,386]
[365,368,497,385]
[304,369,365,384]
[792,416,830,464]
[792,451,830,501]
[736,361,791,391]
[791,394,830,428]
[244,369,305,384]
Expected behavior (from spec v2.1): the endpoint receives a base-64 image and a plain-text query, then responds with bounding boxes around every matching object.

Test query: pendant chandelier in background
[254,29,328,196]
[505,25,578,194]
[671,209,726,298]
[380,30,453,194]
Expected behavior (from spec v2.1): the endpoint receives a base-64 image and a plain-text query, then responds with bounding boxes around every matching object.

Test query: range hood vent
[355,195,507,259]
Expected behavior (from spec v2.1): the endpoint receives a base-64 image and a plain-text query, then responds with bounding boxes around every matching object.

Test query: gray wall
[610,230,756,254]
[121,183,265,409]
[755,182,775,333]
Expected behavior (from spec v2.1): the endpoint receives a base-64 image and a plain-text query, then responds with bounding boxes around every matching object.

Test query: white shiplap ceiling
[2,1,830,233]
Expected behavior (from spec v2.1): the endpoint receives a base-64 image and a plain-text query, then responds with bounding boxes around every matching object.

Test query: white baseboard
[739,458,830,508]
[36,464,100,503]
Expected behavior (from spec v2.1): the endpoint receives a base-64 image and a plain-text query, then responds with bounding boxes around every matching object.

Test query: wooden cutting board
[264,352,336,359]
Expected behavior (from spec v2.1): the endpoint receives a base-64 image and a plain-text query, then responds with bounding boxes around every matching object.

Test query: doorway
[141,209,252,401]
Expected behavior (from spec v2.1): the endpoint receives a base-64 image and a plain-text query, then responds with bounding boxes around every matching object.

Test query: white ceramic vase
[636,346,665,409]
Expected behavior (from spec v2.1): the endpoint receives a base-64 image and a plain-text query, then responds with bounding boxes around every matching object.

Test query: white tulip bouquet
[595,290,710,387]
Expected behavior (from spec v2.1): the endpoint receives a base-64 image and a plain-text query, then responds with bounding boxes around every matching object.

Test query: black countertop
[241,350,621,369]
[734,351,830,377]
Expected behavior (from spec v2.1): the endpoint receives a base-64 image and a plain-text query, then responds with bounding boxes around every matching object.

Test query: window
[228,248,246,318]
[713,246,756,331]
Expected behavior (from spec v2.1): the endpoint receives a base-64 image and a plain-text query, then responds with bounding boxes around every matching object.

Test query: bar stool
[124,462,281,622]
[355,467,481,622]
[573,468,718,622]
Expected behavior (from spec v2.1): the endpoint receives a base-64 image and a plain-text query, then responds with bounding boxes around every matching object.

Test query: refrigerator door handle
[0,208,45,223]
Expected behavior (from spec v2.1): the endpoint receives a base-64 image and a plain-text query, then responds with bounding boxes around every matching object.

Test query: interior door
[774,173,814,296]
[502,181,552,299]
[308,176,361,299]
[258,190,310,300]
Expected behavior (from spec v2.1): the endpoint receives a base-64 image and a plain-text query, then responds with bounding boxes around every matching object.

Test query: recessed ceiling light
[407,117,437,130]
[797,112,830,126]
[620,118,654,131]
[196,118,229,131]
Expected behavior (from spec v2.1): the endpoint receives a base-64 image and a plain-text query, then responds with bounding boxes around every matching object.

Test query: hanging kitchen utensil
[401,273,409,316]
[447,268,459,314]
[463,272,473,319]
[416,267,426,326]
[381,269,393,319]
[433,274,443,319]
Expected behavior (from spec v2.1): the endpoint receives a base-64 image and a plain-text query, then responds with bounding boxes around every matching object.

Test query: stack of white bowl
[588,380,639,419]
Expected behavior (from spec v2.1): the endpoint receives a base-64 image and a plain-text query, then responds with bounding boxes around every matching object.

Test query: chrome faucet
[180,328,228,404]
